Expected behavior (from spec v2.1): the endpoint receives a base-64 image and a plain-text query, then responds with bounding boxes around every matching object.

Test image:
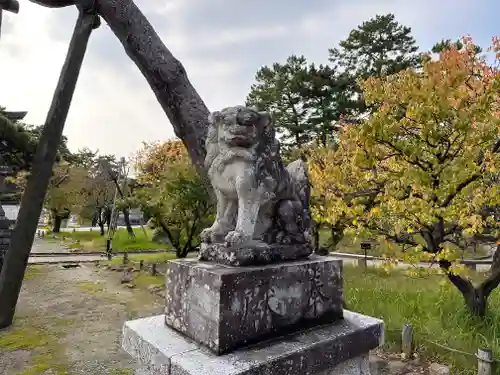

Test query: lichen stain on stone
[231,296,242,313]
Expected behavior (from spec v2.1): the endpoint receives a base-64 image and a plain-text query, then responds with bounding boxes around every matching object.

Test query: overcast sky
[0,0,497,159]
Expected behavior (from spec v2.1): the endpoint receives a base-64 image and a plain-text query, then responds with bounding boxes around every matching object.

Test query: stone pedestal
[165,256,343,354]
[123,310,383,375]
[199,241,314,266]
[123,255,384,374]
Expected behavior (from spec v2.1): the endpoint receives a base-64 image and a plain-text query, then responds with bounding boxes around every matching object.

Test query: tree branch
[439,174,480,207]
[439,260,475,296]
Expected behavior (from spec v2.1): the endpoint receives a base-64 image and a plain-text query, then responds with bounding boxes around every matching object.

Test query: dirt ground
[0,262,164,375]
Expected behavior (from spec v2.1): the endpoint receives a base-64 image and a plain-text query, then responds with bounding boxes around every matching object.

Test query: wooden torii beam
[0,0,20,40]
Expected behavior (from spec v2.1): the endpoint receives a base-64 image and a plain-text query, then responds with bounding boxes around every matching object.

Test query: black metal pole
[0,5,99,329]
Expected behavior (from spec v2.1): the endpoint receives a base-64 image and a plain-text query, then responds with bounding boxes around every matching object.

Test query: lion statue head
[204,106,286,187]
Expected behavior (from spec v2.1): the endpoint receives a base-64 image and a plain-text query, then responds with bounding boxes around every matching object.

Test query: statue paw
[224,231,247,246]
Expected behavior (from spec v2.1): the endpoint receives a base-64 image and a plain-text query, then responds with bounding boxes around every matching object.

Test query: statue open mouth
[226,135,254,147]
[225,125,257,146]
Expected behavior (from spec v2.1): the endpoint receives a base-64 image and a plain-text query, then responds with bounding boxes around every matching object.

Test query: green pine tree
[246,55,314,149]
[329,13,421,115]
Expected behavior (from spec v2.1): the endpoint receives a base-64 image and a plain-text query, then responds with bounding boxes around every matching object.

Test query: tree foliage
[78,155,117,235]
[246,57,358,151]
[329,14,420,79]
[245,13,421,153]
[0,107,73,172]
[431,38,482,55]
[10,161,88,232]
[246,55,314,149]
[133,139,213,257]
[134,140,187,185]
[0,112,37,172]
[309,36,500,316]
[328,13,421,115]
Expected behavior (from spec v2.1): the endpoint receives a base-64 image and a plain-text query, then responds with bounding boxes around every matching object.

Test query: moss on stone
[19,352,69,375]
[0,319,70,374]
[0,327,50,351]
[24,265,44,280]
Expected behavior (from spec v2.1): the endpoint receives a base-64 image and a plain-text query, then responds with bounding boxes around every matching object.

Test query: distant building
[116,208,143,226]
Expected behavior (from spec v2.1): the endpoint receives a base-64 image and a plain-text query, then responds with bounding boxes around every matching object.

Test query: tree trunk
[312,221,320,253]
[330,223,344,250]
[491,244,500,272]
[95,0,210,174]
[313,222,329,255]
[97,208,105,236]
[99,220,105,236]
[52,215,63,233]
[461,287,488,317]
[176,247,189,259]
[27,1,210,169]
[122,208,135,237]
[443,259,500,318]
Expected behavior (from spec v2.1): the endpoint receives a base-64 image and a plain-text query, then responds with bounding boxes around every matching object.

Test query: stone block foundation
[123,310,383,375]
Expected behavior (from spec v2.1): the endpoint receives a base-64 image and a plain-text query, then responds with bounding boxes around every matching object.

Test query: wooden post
[477,348,493,375]
[151,263,157,276]
[360,242,371,271]
[122,252,128,265]
[139,260,144,271]
[0,3,100,329]
[357,258,368,269]
[401,323,413,358]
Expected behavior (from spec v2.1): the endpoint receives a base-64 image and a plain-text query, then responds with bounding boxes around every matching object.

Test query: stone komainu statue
[199,106,313,266]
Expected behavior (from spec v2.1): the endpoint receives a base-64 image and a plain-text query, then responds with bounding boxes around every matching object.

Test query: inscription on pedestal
[164,256,343,355]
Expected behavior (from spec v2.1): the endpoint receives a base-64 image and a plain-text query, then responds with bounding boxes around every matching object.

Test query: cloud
[0,0,497,158]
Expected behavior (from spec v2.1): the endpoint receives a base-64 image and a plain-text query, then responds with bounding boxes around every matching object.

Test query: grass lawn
[47,228,169,252]
[105,252,179,265]
[345,265,500,374]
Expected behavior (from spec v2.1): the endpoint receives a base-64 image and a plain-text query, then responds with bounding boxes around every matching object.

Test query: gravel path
[0,263,164,374]
[30,237,70,254]
[28,255,104,264]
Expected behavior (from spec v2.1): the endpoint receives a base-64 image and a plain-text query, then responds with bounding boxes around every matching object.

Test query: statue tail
[286,159,310,207]
[286,159,312,236]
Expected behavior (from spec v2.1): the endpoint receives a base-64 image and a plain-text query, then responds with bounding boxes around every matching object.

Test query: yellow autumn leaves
[308,37,500,266]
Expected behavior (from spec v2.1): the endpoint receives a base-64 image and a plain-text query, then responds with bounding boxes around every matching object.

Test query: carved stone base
[123,311,384,375]
[164,256,343,355]
[199,241,313,266]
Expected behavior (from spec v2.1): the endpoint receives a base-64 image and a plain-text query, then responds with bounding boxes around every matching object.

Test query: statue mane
[204,106,285,187]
